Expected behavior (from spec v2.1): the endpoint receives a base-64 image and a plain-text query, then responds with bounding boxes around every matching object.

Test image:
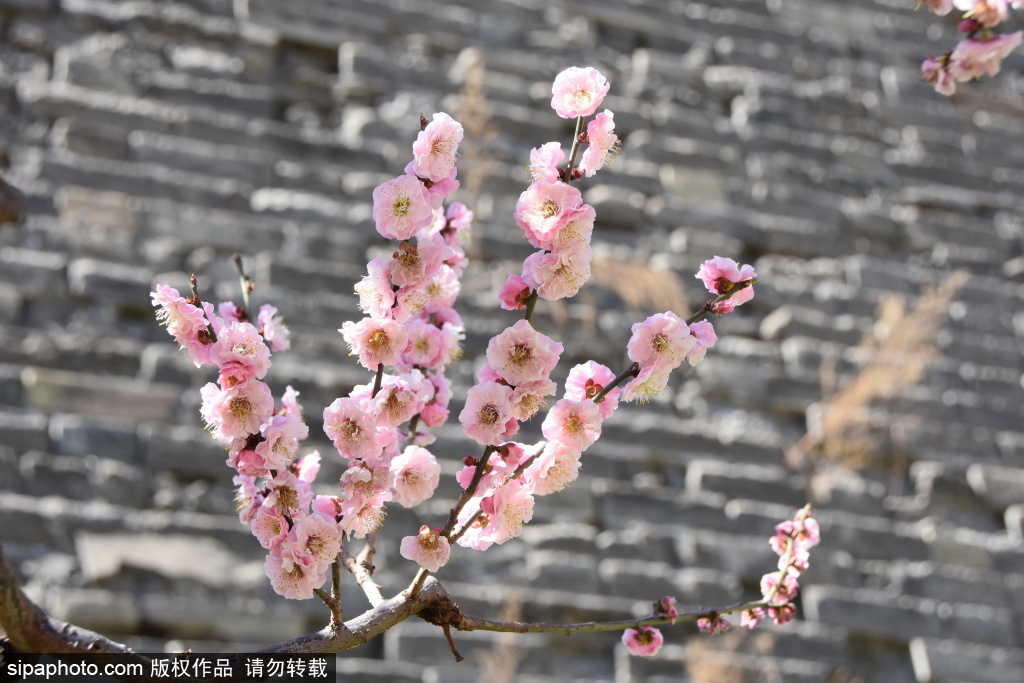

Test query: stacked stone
[0,0,1022,681]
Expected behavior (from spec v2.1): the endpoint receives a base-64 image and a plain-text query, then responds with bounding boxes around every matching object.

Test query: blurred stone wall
[1,0,1023,681]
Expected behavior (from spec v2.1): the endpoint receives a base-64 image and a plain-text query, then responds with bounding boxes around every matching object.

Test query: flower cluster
[920,0,1022,95]
[327,113,470,546]
[622,507,819,656]
[154,286,345,600]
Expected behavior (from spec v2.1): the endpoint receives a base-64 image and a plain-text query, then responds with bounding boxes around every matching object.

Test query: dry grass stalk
[454,49,497,264]
[588,254,690,318]
[477,591,525,683]
[786,269,970,470]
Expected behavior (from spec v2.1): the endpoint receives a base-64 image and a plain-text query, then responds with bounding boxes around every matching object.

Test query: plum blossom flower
[551,204,595,251]
[541,398,603,451]
[283,512,342,572]
[263,470,313,519]
[372,174,435,240]
[514,181,583,250]
[948,31,1023,80]
[211,321,272,380]
[257,304,291,352]
[323,397,384,461]
[565,361,620,419]
[400,525,451,572]
[579,110,619,177]
[355,257,395,319]
[922,0,954,13]
[486,320,563,386]
[523,242,593,301]
[524,441,582,495]
[626,312,695,371]
[655,596,679,624]
[233,474,263,524]
[369,374,427,428]
[498,274,534,311]
[509,378,557,421]
[256,410,309,471]
[550,66,610,119]
[685,320,718,366]
[460,382,516,446]
[341,317,410,370]
[152,285,211,365]
[200,380,275,442]
[697,256,757,307]
[696,612,732,635]
[411,112,463,182]
[339,461,393,538]
[390,445,441,507]
[621,364,671,403]
[456,479,535,550]
[622,626,663,657]
[527,141,565,182]
[264,546,322,600]
[251,506,289,549]
[741,608,765,629]
[390,235,447,288]
[295,450,320,483]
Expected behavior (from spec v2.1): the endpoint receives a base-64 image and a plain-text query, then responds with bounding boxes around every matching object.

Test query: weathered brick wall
[1,0,1023,681]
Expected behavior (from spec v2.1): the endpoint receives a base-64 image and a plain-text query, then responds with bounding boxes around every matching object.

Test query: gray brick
[910,638,1024,683]
[22,367,180,422]
[803,585,944,641]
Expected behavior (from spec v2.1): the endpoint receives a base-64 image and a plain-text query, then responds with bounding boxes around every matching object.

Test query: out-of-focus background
[1,0,1023,681]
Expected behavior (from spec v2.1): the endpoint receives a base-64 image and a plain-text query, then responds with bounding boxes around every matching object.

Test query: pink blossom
[218,301,244,322]
[922,0,954,13]
[498,274,534,311]
[524,441,582,495]
[311,495,343,522]
[768,603,797,625]
[264,546,322,600]
[686,320,718,366]
[338,461,394,538]
[509,378,557,421]
[621,626,663,657]
[741,607,765,629]
[460,381,516,446]
[283,512,341,572]
[523,241,593,301]
[355,257,396,319]
[550,203,595,251]
[621,364,671,403]
[697,256,757,306]
[627,312,695,370]
[255,411,308,471]
[400,525,451,572]
[565,361,620,419]
[656,596,679,624]
[390,234,447,288]
[579,110,619,177]
[956,0,1011,27]
[949,31,1023,80]
[369,374,426,428]
[281,385,303,416]
[341,317,410,370]
[295,450,320,483]
[445,200,473,233]
[420,264,460,314]
[323,398,383,461]
[263,471,313,519]
[411,112,463,182]
[233,474,263,524]
[390,445,441,507]
[200,379,275,442]
[550,66,610,119]
[217,361,254,389]
[541,398,603,451]
[251,507,289,550]
[211,321,272,380]
[527,141,565,182]
[227,442,268,478]
[696,612,731,635]
[423,166,460,208]
[152,285,211,366]
[420,371,453,428]
[514,181,583,250]
[372,174,435,240]
[486,320,563,386]
[257,304,291,352]
[761,571,800,604]
[457,479,535,550]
